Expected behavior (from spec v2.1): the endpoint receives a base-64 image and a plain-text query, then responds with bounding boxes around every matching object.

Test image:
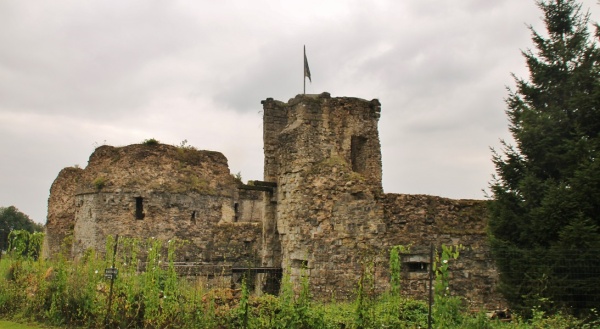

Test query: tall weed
[0,238,597,328]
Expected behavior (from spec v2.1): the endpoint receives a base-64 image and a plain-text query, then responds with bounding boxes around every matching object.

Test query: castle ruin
[44,92,503,308]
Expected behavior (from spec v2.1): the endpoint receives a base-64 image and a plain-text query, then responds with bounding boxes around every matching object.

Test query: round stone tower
[44,143,263,265]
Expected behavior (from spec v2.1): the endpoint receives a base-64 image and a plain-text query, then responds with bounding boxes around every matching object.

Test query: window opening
[291,259,308,268]
[135,197,145,220]
[351,136,368,173]
[234,202,239,222]
[403,255,429,273]
[406,262,429,273]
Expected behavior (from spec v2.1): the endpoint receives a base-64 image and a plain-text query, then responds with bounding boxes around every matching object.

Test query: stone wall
[237,189,263,223]
[46,143,263,266]
[44,93,504,309]
[381,194,502,309]
[43,167,82,259]
[262,93,386,296]
[261,93,504,308]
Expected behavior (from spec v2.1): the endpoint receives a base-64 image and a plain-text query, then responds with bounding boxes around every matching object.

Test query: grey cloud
[1,0,599,223]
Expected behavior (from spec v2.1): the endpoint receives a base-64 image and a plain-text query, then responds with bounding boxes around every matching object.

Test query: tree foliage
[489,0,600,315]
[7,230,44,260]
[0,206,43,252]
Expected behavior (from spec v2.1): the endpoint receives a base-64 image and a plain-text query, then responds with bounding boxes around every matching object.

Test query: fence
[25,232,600,318]
[69,234,600,316]
[490,247,600,315]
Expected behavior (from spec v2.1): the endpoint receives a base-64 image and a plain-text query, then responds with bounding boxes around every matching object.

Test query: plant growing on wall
[389,244,410,297]
[92,176,106,190]
[433,244,463,328]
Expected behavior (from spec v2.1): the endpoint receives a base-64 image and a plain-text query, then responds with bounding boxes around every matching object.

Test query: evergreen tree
[489,0,600,315]
[0,206,43,252]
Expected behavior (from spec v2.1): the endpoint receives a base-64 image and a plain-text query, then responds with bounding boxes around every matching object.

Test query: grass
[0,320,50,329]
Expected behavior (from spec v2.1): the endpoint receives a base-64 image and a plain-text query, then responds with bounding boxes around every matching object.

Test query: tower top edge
[261,92,380,107]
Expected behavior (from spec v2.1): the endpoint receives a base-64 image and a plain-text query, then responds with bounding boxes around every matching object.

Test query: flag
[304,45,311,82]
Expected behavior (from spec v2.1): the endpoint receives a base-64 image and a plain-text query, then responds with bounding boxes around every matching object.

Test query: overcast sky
[1,0,599,224]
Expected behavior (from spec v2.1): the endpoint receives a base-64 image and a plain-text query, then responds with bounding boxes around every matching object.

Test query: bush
[142,138,160,146]
[92,176,106,190]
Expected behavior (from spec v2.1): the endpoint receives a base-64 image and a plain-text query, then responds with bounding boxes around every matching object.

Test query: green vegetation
[234,171,243,182]
[0,206,42,252]
[178,139,197,151]
[489,0,600,316]
[0,238,597,328]
[0,320,48,329]
[188,175,213,194]
[7,230,44,260]
[142,138,160,146]
[165,168,215,194]
[432,245,463,328]
[92,176,106,190]
[175,140,209,167]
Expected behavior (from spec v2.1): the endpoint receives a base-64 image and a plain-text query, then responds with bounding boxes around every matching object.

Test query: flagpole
[303,45,311,95]
[303,45,306,95]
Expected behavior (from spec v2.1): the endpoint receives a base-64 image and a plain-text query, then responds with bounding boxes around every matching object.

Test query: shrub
[92,176,106,190]
[142,138,160,146]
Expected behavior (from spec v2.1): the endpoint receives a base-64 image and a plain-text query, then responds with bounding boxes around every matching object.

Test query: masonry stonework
[44,93,504,309]
[44,167,83,256]
[261,93,385,297]
[259,93,502,308]
[44,144,263,268]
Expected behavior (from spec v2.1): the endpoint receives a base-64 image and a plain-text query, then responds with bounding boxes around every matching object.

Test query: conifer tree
[489,0,600,315]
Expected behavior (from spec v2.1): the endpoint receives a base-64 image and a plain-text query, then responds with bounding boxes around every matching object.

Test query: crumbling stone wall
[381,194,502,309]
[261,93,386,296]
[43,167,83,259]
[44,92,504,309]
[46,143,263,267]
[237,189,263,223]
[262,93,504,308]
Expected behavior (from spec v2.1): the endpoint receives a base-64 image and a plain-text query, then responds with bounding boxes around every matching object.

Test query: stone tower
[261,93,387,296]
[43,143,264,266]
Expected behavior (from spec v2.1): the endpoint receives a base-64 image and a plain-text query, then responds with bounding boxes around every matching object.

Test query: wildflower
[442,259,448,264]
[95,270,98,274]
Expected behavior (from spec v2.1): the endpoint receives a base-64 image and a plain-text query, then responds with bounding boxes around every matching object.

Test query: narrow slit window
[234,203,239,222]
[351,136,368,173]
[191,211,196,221]
[135,197,145,220]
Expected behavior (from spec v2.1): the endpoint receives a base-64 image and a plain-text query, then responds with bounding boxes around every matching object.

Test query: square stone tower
[261,92,385,297]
